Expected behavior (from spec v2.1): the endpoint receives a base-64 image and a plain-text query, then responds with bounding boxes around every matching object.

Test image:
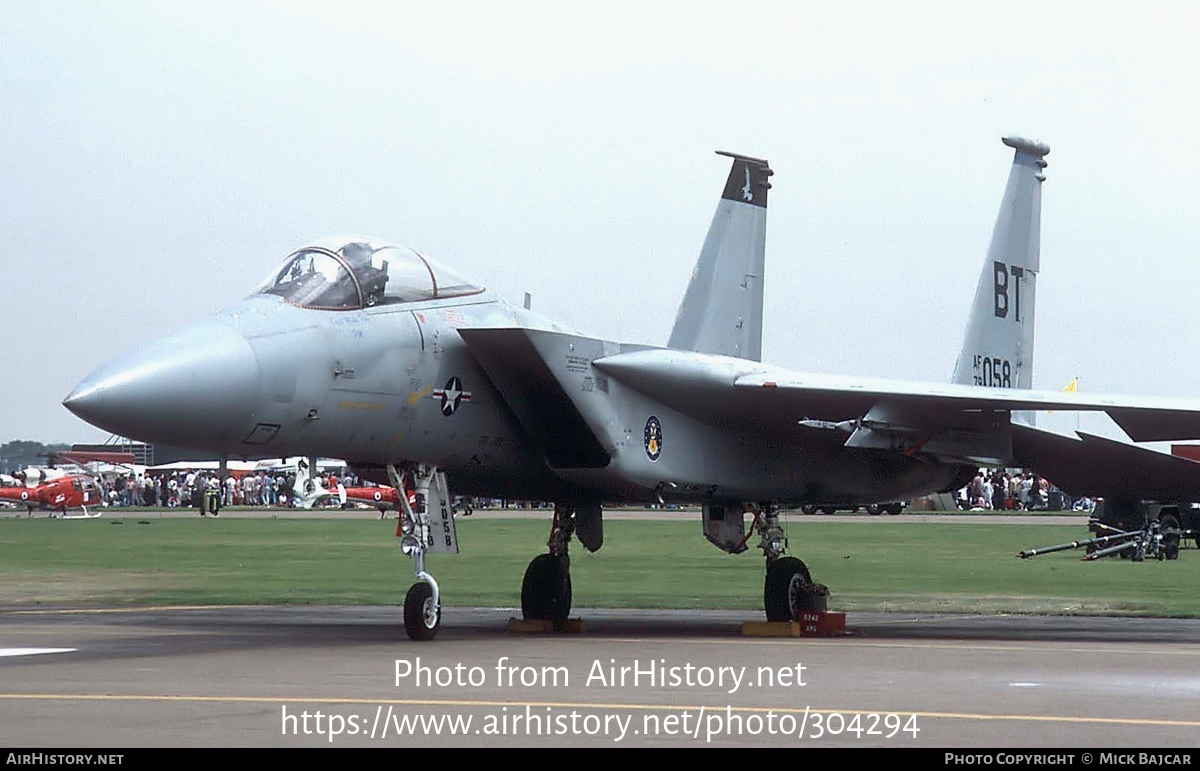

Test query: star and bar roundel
[433,376,472,416]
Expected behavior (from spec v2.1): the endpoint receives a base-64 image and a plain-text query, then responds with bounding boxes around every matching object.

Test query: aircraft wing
[592,348,1200,443]
[462,328,1200,470]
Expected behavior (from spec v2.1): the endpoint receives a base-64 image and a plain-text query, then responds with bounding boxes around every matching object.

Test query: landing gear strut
[521,503,576,621]
[755,505,828,621]
[392,464,458,641]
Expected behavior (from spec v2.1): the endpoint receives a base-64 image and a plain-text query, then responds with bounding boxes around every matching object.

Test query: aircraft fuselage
[67,290,960,506]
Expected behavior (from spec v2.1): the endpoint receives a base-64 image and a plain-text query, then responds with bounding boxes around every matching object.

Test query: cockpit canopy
[254,236,483,310]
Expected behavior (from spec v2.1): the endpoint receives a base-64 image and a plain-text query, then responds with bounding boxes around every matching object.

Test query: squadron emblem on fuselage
[643,415,662,461]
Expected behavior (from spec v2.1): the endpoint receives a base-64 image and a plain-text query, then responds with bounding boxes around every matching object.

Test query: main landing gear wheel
[764,557,827,621]
[521,554,572,621]
[1160,514,1181,561]
[404,582,440,641]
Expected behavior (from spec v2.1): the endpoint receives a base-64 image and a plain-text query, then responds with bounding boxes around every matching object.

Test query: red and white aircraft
[337,481,477,522]
[337,483,409,518]
[0,468,103,518]
[0,451,141,518]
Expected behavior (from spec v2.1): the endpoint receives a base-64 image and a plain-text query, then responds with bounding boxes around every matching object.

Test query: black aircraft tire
[765,558,801,621]
[765,557,827,621]
[866,505,882,516]
[403,582,440,641]
[521,554,572,621]
[1160,514,1181,560]
[789,570,829,615]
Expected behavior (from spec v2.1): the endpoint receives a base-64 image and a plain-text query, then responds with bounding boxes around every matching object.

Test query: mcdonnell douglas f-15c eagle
[64,139,1200,639]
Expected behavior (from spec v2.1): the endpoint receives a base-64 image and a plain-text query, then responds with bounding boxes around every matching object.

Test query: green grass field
[0,515,1196,616]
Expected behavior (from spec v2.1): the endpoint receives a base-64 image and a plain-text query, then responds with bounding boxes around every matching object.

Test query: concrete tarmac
[2,604,1198,748]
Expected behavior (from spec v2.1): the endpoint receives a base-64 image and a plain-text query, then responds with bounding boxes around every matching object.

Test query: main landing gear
[391,464,459,641]
[521,502,603,622]
[753,505,828,621]
[699,501,832,621]
[522,553,572,622]
[521,503,574,621]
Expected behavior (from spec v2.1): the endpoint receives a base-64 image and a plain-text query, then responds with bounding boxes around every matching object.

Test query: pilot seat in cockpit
[344,242,389,306]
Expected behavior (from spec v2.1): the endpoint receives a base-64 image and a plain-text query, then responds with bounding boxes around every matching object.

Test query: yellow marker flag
[1048,377,1078,414]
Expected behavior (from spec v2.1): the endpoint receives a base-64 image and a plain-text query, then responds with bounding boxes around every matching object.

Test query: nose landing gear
[391,463,458,641]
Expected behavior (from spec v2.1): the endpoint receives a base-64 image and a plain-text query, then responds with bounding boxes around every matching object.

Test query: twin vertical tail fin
[667,151,772,362]
[952,136,1049,423]
[670,141,1047,386]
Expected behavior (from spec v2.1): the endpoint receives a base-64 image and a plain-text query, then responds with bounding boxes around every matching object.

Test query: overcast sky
[3,1,1199,445]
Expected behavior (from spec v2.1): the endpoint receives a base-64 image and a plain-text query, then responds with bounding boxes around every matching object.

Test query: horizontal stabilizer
[1103,409,1200,443]
[1013,424,1200,499]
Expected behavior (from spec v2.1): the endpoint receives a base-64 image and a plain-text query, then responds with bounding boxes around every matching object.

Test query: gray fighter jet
[64,140,1200,640]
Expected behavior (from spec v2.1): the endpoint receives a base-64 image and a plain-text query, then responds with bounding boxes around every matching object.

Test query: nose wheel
[404,581,441,641]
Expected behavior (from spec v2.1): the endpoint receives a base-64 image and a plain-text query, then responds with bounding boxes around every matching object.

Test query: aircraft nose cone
[64,320,260,450]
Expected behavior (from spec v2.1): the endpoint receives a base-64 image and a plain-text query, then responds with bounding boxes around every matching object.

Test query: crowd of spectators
[959,469,1095,512]
[96,469,369,510]
[85,468,1100,513]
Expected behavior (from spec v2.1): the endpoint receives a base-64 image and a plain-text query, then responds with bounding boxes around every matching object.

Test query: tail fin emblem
[741,166,754,202]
